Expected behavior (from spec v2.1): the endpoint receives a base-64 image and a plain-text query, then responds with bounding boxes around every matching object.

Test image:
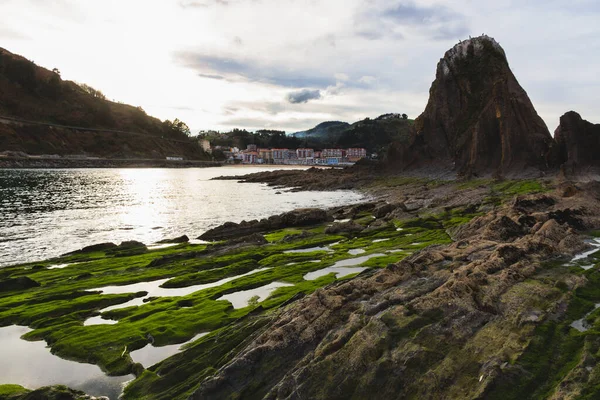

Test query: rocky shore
[192,178,600,400]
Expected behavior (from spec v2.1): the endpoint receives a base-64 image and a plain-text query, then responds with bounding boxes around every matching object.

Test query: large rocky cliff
[554,111,600,171]
[387,36,554,177]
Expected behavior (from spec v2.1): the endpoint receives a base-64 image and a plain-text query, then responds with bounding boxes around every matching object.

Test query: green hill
[291,114,414,153]
[0,47,208,159]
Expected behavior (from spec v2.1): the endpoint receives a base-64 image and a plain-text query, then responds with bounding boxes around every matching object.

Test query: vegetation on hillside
[0,47,205,159]
[199,129,301,150]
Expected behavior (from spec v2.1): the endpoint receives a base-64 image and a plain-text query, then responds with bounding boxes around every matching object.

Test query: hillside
[291,114,414,153]
[0,48,208,160]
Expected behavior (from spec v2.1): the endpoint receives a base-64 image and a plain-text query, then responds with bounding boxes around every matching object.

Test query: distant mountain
[0,47,208,159]
[292,121,350,140]
[291,115,413,153]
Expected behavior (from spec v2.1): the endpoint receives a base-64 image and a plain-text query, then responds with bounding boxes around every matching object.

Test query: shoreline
[1,176,600,400]
[0,156,222,169]
[0,156,344,170]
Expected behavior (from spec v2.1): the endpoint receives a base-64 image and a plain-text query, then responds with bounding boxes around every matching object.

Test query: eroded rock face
[191,184,600,400]
[554,111,600,170]
[388,36,553,177]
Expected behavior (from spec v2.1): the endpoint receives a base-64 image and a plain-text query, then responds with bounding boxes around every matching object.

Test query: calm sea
[0,166,365,267]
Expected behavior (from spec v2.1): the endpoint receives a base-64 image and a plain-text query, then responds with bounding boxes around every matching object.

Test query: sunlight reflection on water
[0,167,365,266]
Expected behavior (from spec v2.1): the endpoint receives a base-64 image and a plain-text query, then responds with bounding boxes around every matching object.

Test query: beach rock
[157,235,189,244]
[0,276,41,293]
[280,208,330,226]
[373,202,403,218]
[62,242,117,256]
[199,208,330,240]
[324,221,365,234]
[105,240,148,257]
[118,240,146,249]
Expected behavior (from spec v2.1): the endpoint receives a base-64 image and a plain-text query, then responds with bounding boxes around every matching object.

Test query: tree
[402,113,408,120]
[78,83,106,100]
[163,118,191,137]
[173,118,191,136]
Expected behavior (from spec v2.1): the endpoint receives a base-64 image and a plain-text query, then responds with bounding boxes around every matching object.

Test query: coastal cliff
[387,36,554,177]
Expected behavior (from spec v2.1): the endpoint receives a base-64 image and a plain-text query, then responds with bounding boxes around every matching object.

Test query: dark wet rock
[199,208,330,241]
[0,276,41,293]
[324,221,365,234]
[118,240,146,249]
[518,215,537,228]
[106,241,147,257]
[225,233,268,247]
[482,216,523,241]
[554,111,600,170]
[373,202,403,218]
[548,209,585,230]
[279,208,330,226]
[157,235,189,244]
[62,242,117,256]
[512,194,556,212]
[386,35,554,177]
[404,199,429,211]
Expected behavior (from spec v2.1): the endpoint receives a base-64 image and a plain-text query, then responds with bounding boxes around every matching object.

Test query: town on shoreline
[200,141,370,166]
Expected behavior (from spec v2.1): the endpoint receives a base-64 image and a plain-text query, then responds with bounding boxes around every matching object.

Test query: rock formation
[554,111,600,171]
[191,183,600,400]
[388,36,554,177]
[199,208,331,241]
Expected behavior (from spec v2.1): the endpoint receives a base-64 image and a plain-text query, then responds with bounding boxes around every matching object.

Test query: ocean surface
[0,166,365,267]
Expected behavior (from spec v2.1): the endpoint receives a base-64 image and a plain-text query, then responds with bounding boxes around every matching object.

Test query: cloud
[358,75,377,85]
[286,89,322,104]
[354,1,469,41]
[179,0,230,8]
[174,51,336,88]
[198,73,226,80]
[0,26,30,40]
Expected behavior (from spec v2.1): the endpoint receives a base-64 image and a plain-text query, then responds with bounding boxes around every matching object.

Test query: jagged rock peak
[441,35,506,68]
[388,34,553,177]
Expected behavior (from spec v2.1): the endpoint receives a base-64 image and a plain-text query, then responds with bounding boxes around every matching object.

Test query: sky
[0,0,599,134]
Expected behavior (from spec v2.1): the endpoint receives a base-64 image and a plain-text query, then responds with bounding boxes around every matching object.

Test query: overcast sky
[1,0,598,134]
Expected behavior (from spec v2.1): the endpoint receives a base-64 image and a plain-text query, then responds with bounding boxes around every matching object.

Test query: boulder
[157,235,189,244]
[0,276,40,292]
[325,222,364,234]
[62,242,117,256]
[280,208,330,226]
[118,240,146,249]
